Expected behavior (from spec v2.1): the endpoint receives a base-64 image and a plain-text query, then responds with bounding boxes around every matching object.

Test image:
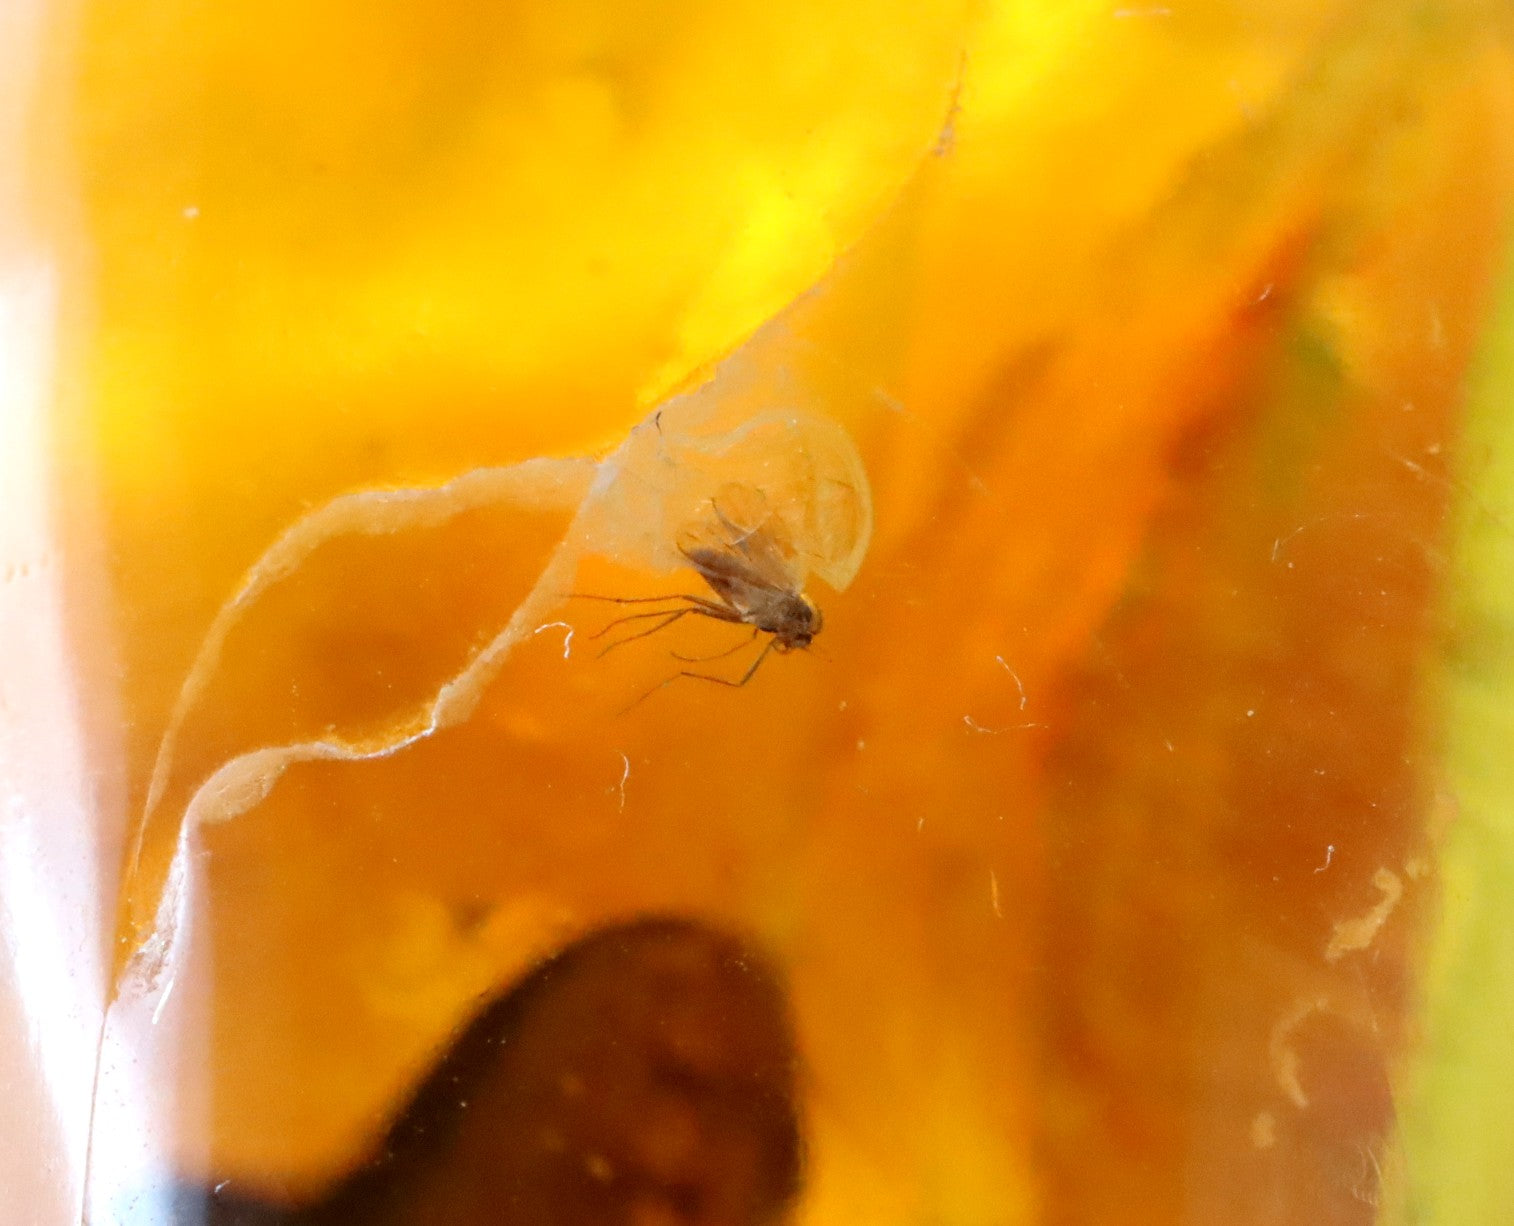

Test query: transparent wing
[676,483,800,595]
[580,398,870,592]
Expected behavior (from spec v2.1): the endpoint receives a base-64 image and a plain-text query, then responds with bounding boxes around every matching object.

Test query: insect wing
[680,484,802,591]
[677,545,771,621]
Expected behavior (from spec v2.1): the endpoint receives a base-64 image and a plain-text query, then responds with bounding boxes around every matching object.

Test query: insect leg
[564,592,703,606]
[691,637,779,688]
[622,638,778,712]
[570,591,736,623]
[595,608,693,657]
[586,606,692,642]
[672,626,761,664]
[587,594,742,645]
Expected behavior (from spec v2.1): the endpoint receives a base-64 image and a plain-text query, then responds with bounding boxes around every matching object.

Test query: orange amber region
[58,2,1514,1225]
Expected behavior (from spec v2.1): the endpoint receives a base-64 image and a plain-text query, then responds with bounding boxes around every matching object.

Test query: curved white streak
[140,458,595,823]
[120,331,875,1002]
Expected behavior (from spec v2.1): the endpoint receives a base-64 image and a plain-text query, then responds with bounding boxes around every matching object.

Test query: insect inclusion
[571,484,826,702]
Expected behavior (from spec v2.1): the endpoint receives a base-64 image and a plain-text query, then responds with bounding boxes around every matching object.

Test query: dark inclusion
[175,917,803,1225]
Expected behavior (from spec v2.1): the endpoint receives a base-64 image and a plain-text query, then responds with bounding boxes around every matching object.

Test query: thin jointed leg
[595,608,692,656]
[673,627,761,664]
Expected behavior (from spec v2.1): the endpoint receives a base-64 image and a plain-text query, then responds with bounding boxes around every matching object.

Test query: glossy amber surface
[5,2,1514,1224]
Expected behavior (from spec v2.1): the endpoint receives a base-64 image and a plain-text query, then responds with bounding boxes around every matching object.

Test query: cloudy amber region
[36,0,1514,1223]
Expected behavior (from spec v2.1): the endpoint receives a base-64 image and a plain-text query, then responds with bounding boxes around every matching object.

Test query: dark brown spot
[183,917,803,1226]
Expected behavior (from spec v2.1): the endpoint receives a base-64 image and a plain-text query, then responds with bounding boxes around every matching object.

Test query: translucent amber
[3,2,1514,1224]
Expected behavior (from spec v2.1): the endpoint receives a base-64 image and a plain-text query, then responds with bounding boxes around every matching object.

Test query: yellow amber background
[14,0,1514,1222]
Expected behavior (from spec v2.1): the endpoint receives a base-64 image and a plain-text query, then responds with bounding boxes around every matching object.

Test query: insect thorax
[758,592,819,647]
